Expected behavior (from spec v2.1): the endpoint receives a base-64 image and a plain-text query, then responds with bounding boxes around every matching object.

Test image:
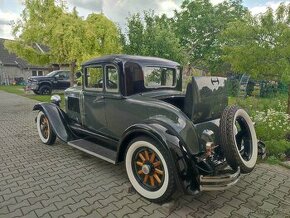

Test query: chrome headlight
[31,80,38,84]
[51,95,61,106]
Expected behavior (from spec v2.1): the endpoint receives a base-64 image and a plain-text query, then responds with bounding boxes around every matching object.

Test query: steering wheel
[95,79,117,89]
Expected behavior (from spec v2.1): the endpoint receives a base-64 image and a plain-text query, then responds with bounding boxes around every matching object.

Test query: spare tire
[220,105,258,173]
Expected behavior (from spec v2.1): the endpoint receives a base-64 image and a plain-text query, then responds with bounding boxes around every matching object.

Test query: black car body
[27,70,70,95]
[33,55,261,202]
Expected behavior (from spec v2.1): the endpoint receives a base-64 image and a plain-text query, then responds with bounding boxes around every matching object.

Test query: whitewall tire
[36,111,56,145]
[220,106,258,173]
[125,137,175,203]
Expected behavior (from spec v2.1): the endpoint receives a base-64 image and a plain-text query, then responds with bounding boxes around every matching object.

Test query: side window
[57,71,69,80]
[105,65,118,93]
[85,66,103,90]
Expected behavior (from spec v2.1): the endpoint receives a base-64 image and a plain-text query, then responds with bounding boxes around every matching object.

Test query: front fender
[118,122,200,193]
[33,103,75,142]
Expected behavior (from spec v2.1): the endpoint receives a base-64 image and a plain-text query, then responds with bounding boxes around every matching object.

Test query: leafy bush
[230,95,290,161]
[252,108,290,141]
[227,79,240,97]
[264,139,290,160]
[260,81,278,97]
[246,80,255,96]
[231,95,288,115]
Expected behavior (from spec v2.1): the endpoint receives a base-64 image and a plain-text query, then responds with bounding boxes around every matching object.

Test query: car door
[82,65,107,133]
[104,64,147,139]
[54,71,70,89]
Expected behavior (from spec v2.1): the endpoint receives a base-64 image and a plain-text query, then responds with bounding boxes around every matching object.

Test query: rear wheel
[125,137,175,203]
[36,111,56,145]
[39,85,52,95]
[220,106,258,173]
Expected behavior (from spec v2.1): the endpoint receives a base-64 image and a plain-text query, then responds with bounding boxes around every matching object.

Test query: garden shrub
[246,80,255,96]
[260,81,277,97]
[264,139,290,160]
[277,82,288,94]
[227,78,240,97]
[253,107,290,141]
[230,94,290,161]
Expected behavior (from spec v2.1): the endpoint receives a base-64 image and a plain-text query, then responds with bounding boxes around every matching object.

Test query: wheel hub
[142,164,151,175]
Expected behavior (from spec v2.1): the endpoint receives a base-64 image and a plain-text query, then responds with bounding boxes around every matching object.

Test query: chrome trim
[200,167,241,191]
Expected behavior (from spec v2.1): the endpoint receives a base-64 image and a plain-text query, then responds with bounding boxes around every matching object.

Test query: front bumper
[26,82,38,91]
[199,167,240,191]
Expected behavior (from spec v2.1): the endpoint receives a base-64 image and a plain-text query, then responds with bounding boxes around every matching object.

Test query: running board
[68,139,116,164]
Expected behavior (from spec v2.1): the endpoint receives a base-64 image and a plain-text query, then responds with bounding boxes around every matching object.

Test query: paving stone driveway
[0,90,290,218]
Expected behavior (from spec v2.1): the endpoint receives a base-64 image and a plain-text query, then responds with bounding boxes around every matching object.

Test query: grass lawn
[0,85,65,108]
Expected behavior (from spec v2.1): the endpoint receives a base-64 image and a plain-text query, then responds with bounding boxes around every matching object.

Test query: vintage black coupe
[33,55,262,202]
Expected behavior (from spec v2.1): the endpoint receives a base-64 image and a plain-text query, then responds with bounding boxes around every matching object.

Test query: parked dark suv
[27,70,70,95]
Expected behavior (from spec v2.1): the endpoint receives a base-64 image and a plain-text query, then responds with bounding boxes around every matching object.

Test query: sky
[0,0,289,39]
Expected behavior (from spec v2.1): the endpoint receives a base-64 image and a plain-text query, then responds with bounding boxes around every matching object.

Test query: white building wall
[0,66,49,84]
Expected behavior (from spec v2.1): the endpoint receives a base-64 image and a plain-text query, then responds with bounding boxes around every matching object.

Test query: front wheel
[36,111,56,145]
[39,85,52,95]
[125,137,176,203]
[220,106,258,173]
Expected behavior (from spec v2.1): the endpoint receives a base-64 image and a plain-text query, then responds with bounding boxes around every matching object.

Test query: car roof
[54,70,70,72]
[82,54,180,68]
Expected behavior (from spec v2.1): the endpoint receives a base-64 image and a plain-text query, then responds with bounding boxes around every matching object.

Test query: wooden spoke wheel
[133,148,165,191]
[40,115,50,139]
[36,111,56,145]
[125,137,175,203]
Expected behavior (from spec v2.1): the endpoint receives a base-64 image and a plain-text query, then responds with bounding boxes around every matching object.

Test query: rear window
[144,67,177,88]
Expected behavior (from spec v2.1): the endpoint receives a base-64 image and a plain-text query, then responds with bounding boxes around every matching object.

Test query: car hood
[28,76,54,81]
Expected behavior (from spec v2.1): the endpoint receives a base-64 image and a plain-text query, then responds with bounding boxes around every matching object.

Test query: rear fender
[33,103,75,142]
[118,122,200,193]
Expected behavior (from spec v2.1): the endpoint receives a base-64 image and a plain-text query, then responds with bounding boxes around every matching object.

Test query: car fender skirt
[33,103,75,142]
[119,123,200,193]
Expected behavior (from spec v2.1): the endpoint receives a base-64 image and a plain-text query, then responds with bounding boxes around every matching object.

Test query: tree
[221,3,290,113]
[5,0,121,85]
[122,12,185,64]
[173,0,248,73]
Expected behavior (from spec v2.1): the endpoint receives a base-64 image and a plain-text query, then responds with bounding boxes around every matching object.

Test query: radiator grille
[67,97,80,113]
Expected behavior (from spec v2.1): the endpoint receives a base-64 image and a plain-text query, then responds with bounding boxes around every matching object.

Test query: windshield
[143,66,179,88]
[46,71,58,77]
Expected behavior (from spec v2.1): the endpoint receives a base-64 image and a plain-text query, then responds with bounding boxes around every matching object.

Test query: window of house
[32,70,44,76]
[105,65,118,93]
[85,66,103,90]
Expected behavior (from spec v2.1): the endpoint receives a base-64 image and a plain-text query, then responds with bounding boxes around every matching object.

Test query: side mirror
[75,71,82,79]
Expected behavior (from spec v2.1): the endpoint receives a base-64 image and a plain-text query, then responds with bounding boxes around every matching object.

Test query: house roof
[0,38,49,70]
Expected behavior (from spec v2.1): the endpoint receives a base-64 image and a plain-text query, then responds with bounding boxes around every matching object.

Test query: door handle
[93,96,104,103]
